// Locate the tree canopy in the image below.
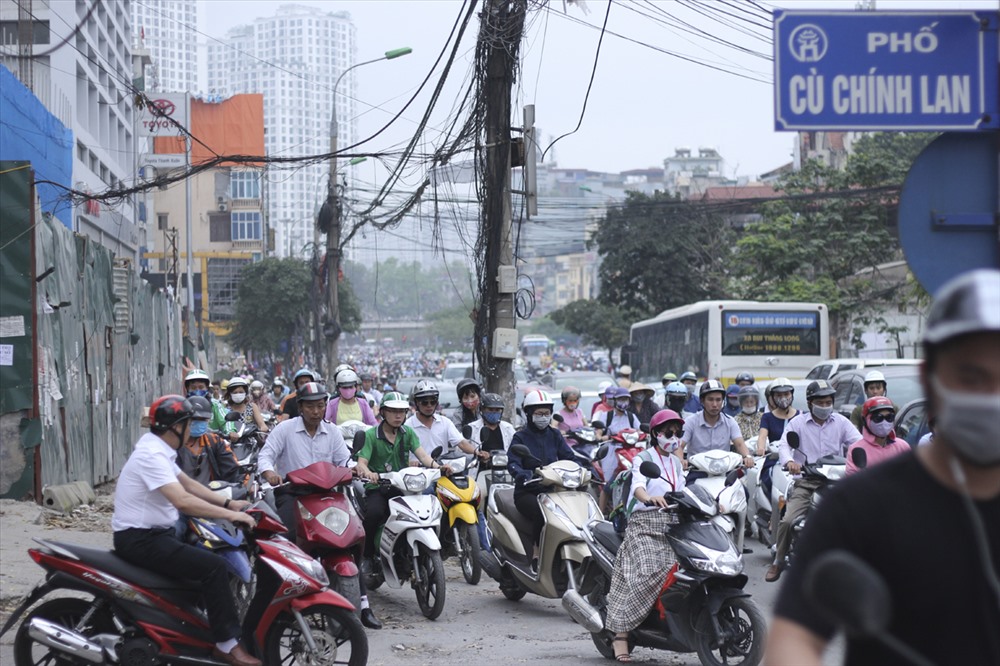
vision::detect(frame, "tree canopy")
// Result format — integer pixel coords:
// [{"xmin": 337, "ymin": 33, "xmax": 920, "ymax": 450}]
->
[
  {"xmin": 343, "ymin": 258, "xmax": 474, "ymax": 320},
  {"xmin": 549, "ymin": 300, "xmax": 631, "ymax": 357}
]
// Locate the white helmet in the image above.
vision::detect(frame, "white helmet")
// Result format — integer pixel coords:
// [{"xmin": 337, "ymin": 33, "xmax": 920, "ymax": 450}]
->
[
  {"xmin": 184, "ymin": 369, "xmax": 211, "ymax": 385},
  {"xmin": 618, "ymin": 364, "xmax": 632, "ymax": 376},
  {"xmin": 412, "ymin": 380, "xmax": 439, "ymax": 400},
  {"xmin": 337, "ymin": 369, "xmax": 361, "ymax": 387},
  {"xmin": 333, "ymin": 363, "xmax": 355, "ymax": 384},
  {"xmin": 863, "ymin": 370, "xmax": 886, "ymax": 386},
  {"xmin": 250, "ymin": 380, "xmax": 264, "ymax": 391},
  {"xmin": 522, "ymin": 389, "xmax": 554, "ymax": 411}
]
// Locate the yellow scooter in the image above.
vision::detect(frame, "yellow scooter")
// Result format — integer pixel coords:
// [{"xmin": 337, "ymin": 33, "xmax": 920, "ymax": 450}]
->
[{"xmin": 435, "ymin": 449, "xmax": 483, "ymax": 585}]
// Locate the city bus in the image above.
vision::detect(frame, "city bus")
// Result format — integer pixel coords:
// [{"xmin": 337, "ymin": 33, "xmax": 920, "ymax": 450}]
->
[
  {"xmin": 520, "ymin": 334, "xmax": 553, "ymax": 369},
  {"xmin": 629, "ymin": 301, "xmax": 829, "ymax": 385}
]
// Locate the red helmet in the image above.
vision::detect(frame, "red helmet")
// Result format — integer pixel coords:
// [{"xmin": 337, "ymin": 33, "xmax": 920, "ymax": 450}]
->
[
  {"xmin": 649, "ymin": 409, "xmax": 685, "ymax": 432},
  {"xmin": 861, "ymin": 396, "xmax": 894, "ymax": 420},
  {"xmin": 149, "ymin": 394, "xmax": 194, "ymax": 432}
]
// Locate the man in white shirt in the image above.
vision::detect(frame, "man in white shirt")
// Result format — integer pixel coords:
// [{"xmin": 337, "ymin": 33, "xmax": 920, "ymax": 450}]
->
[
  {"xmin": 404, "ymin": 380, "xmax": 478, "ymax": 458},
  {"xmin": 680, "ymin": 379, "xmax": 754, "ymax": 471},
  {"xmin": 112, "ymin": 395, "xmax": 259, "ymax": 666}
]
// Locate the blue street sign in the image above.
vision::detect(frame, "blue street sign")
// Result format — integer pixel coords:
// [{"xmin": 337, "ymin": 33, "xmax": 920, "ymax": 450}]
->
[{"xmin": 774, "ymin": 11, "xmax": 999, "ymax": 131}]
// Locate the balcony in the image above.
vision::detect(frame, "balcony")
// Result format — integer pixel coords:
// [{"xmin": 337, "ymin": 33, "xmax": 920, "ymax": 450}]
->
[
  {"xmin": 230, "ymin": 239, "xmax": 264, "ymax": 251},
  {"xmin": 230, "ymin": 198, "xmax": 261, "ymax": 209}
]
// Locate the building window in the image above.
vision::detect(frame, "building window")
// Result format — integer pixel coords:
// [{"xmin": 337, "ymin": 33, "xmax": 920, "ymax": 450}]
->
[
  {"xmin": 209, "ymin": 213, "xmax": 231, "ymax": 241},
  {"xmin": 230, "ymin": 171, "xmax": 260, "ymax": 199},
  {"xmin": 231, "ymin": 211, "xmax": 262, "ymax": 241},
  {"xmin": 157, "ymin": 213, "xmax": 168, "ymax": 230}
]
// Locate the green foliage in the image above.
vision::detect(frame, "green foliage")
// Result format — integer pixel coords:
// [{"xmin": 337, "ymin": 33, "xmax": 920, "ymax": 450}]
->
[
  {"xmin": 338, "ymin": 278, "xmax": 362, "ymax": 335},
  {"xmin": 228, "ymin": 257, "xmax": 313, "ymax": 354},
  {"xmin": 549, "ymin": 299, "xmax": 632, "ymax": 356},
  {"xmin": 589, "ymin": 191, "xmax": 736, "ymax": 318},
  {"xmin": 343, "ymin": 258, "xmax": 474, "ymax": 320},
  {"xmin": 426, "ymin": 306, "xmax": 474, "ymax": 350}
]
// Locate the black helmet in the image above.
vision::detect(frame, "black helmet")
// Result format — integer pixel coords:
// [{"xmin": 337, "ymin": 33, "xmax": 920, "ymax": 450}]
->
[
  {"xmin": 456, "ymin": 378, "xmax": 482, "ymax": 398},
  {"xmin": 149, "ymin": 395, "xmax": 194, "ymax": 433},
  {"xmin": 736, "ymin": 371, "xmax": 755, "ymax": 384},
  {"xmin": 482, "ymin": 392, "xmax": 504, "ymax": 410},
  {"xmin": 187, "ymin": 395, "xmax": 213, "ymax": 420},
  {"xmin": 297, "ymin": 382, "xmax": 329, "ymax": 402},
  {"xmin": 805, "ymin": 380, "xmax": 836, "ymax": 401}
]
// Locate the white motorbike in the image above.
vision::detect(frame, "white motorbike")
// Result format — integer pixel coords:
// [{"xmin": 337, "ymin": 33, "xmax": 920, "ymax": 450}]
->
[
  {"xmin": 687, "ymin": 450, "xmax": 749, "ymax": 553},
  {"xmin": 750, "ymin": 443, "xmax": 793, "ymax": 551},
  {"xmin": 363, "ymin": 465, "xmax": 447, "ymax": 620}
]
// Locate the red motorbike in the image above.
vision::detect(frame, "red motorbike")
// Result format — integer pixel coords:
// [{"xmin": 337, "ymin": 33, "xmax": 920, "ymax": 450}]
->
[
  {"xmin": 282, "ymin": 461, "xmax": 366, "ymax": 611},
  {"xmin": 593, "ymin": 428, "xmax": 649, "ymax": 529},
  {"xmin": 0, "ymin": 505, "xmax": 367, "ymax": 666}
]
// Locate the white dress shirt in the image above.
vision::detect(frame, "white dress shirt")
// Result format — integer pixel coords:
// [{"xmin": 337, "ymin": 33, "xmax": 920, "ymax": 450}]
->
[
  {"xmin": 112, "ymin": 432, "xmax": 183, "ymax": 531},
  {"xmin": 258, "ymin": 417, "xmax": 351, "ymax": 478},
  {"xmin": 405, "ymin": 413, "xmax": 464, "ymax": 453}
]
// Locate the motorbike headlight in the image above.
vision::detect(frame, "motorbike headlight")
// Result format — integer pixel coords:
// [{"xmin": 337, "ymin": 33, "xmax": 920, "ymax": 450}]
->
[
  {"xmin": 316, "ymin": 507, "xmax": 350, "ymax": 536},
  {"xmin": 492, "ymin": 454, "xmax": 508, "ymax": 468},
  {"xmin": 624, "ymin": 433, "xmax": 638, "ymax": 445},
  {"xmin": 688, "ymin": 543, "xmax": 743, "ymax": 577},
  {"xmin": 404, "ymin": 473, "xmax": 428, "ymax": 492},
  {"xmin": 557, "ymin": 468, "xmax": 582, "ymax": 489},
  {"xmin": 285, "ymin": 551, "xmax": 329, "ymax": 587},
  {"xmin": 436, "ymin": 486, "xmax": 462, "ymax": 503},
  {"xmin": 189, "ymin": 518, "xmax": 224, "ymax": 543},
  {"xmin": 708, "ymin": 458, "xmax": 729, "ymax": 476}
]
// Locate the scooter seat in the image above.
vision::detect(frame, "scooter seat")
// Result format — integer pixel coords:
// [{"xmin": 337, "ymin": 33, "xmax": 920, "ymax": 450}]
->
[
  {"xmin": 48, "ymin": 541, "xmax": 203, "ymax": 605},
  {"xmin": 493, "ymin": 488, "xmax": 536, "ymax": 536},
  {"xmin": 591, "ymin": 520, "xmax": 623, "ymax": 555}
]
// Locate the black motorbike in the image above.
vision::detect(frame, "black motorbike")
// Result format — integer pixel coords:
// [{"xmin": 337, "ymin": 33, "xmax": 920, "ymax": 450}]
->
[{"xmin": 581, "ymin": 461, "xmax": 765, "ymax": 666}]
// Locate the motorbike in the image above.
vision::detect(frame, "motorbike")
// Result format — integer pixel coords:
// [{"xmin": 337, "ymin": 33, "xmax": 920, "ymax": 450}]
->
[
  {"xmin": 363, "ymin": 461, "xmax": 447, "ymax": 620},
  {"xmin": 435, "ymin": 449, "xmax": 483, "ymax": 585},
  {"xmin": 480, "ymin": 444, "xmax": 605, "ymax": 633},
  {"xmin": 184, "ymin": 515, "xmax": 255, "ymax": 621},
  {"xmin": 780, "ymin": 431, "xmax": 847, "ymax": 567},
  {"xmin": 750, "ymin": 443, "xmax": 793, "ymax": 551},
  {"xmin": 0, "ymin": 503, "xmax": 368, "ymax": 665},
  {"xmin": 583, "ymin": 460, "xmax": 765, "ymax": 666},
  {"xmin": 594, "ymin": 429, "xmax": 648, "ymax": 530},
  {"xmin": 687, "ymin": 450, "xmax": 749, "ymax": 553},
  {"xmin": 282, "ymin": 461, "xmax": 366, "ymax": 614}
]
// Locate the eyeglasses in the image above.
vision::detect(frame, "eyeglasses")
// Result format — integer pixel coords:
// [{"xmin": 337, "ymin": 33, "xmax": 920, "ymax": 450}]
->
[
  {"xmin": 869, "ymin": 411, "xmax": 896, "ymax": 423},
  {"xmin": 417, "ymin": 398, "xmax": 438, "ymax": 406},
  {"xmin": 657, "ymin": 426, "xmax": 684, "ymax": 437}
]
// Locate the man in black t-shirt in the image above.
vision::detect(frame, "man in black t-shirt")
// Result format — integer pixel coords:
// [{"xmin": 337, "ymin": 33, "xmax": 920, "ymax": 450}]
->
[{"xmin": 767, "ymin": 269, "xmax": 1000, "ymax": 666}]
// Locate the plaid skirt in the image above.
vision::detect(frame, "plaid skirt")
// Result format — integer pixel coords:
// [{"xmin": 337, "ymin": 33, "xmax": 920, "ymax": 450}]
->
[{"xmin": 604, "ymin": 509, "xmax": 678, "ymax": 633}]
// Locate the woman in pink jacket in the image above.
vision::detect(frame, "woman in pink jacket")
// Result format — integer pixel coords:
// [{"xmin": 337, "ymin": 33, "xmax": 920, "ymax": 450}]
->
[{"xmin": 846, "ymin": 396, "xmax": 911, "ymax": 475}]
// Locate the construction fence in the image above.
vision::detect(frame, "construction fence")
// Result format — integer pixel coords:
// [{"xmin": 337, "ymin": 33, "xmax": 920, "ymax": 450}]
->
[{"xmin": 0, "ymin": 161, "xmax": 215, "ymax": 500}]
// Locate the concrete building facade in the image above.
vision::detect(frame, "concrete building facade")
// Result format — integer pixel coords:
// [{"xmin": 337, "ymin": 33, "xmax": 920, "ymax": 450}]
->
[{"xmin": 130, "ymin": 0, "xmax": 198, "ymax": 93}]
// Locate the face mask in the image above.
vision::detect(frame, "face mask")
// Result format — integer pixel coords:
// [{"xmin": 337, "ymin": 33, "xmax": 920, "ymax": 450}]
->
[
  {"xmin": 462, "ymin": 396, "xmax": 480, "ymax": 411},
  {"xmin": 532, "ymin": 413, "xmax": 552, "ymax": 429},
  {"xmin": 339, "ymin": 387, "xmax": 357, "ymax": 400},
  {"xmin": 565, "ymin": 401, "xmax": 579, "ymax": 410},
  {"xmin": 728, "ymin": 398, "xmax": 740, "ymax": 407},
  {"xmin": 615, "ymin": 399, "xmax": 630, "ymax": 411},
  {"xmin": 867, "ymin": 418, "xmax": 893, "ymax": 438},
  {"xmin": 252, "ymin": 390, "xmax": 262, "ymax": 398},
  {"xmin": 774, "ymin": 396, "xmax": 792, "ymax": 410},
  {"xmin": 685, "ymin": 384, "xmax": 695, "ymax": 395},
  {"xmin": 483, "ymin": 411, "xmax": 502, "ymax": 425},
  {"xmin": 742, "ymin": 405, "xmax": 757, "ymax": 415},
  {"xmin": 189, "ymin": 421, "xmax": 208, "ymax": 438},
  {"xmin": 187, "ymin": 388, "xmax": 208, "ymax": 398},
  {"xmin": 230, "ymin": 392, "xmax": 247, "ymax": 404},
  {"xmin": 656, "ymin": 433, "xmax": 680, "ymax": 452},
  {"xmin": 931, "ymin": 376, "xmax": 1000, "ymax": 466},
  {"xmin": 811, "ymin": 404, "xmax": 833, "ymax": 421}
]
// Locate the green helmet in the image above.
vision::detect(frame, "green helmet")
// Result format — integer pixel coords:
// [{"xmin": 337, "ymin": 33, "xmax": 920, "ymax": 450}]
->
[{"xmin": 380, "ymin": 391, "xmax": 409, "ymax": 410}]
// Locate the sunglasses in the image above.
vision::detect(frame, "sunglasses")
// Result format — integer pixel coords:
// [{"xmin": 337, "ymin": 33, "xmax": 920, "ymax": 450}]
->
[
  {"xmin": 869, "ymin": 411, "xmax": 896, "ymax": 424},
  {"xmin": 656, "ymin": 426, "xmax": 684, "ymax": 437},
  {"xmin": 417, "ymin": 398, "xmax": 438, "ymax": 406}
]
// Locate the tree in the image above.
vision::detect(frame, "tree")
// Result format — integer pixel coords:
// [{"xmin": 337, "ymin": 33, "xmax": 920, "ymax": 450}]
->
[
  {"xmin": 589, "ymin": 191, "xmax": 737, "ymax": 318},
  {"xmin": 338, "ymin": 278, "xmax": 362, "ymax": 335},
  {"xmin": 549, "ymin": 299, "xmax": 632, "ymax": 358},
  {"xmin": 343, "ymin": 258, "xmax": 474, "ymax": 320},
  {"xmin": 426, "ymin": 305, "xmax": 474, "ymax": 351},
  {"xmin": 228, "ymin": 257, "xmax": 313, "ymax": 361}
]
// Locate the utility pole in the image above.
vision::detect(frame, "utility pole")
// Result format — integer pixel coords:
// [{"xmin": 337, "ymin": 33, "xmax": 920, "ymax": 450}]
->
[{"xmin": 479, "ymin": 0, "xmax": 527, "ymax": 411}]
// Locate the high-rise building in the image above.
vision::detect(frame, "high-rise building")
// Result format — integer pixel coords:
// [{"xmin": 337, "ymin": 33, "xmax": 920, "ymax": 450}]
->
[
  {"xmin": 0, "ymin": 0, "xmax": 141, "ymax": 262},
  {"xmin": 207, "ymin": 4, "xmax": 357, "ymax": 258},
  {"xmin": 131, "ymin": 0, "xmax": 199, "ymax": 92}
]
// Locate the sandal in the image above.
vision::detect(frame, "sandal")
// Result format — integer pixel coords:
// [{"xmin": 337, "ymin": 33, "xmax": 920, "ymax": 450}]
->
[{"xmin": 612, "ymin": 636, "xmax": 631, "ymax": 663}]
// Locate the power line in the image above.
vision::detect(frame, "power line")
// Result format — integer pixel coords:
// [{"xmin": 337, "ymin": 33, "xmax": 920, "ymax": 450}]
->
[{"xmin": 0, "ymin": 0, "xmax": 99, "ymax": 58}]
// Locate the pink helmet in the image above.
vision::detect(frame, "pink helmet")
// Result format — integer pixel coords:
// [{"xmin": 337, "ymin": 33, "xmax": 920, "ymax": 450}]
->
[{"xmin": 649, "ymin": 409, "xmax": 685, "ymax": 432}]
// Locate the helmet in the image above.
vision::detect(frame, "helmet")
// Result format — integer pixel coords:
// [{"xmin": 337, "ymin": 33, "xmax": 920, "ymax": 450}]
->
[
  {"xmin": 661, "ymin": 372, "xmax": 677, "ymax": 383},
  {"xmin": 618, "ymin": 364, "xmax": 632, "ymax": 377},
  {"xmin": 602, "ymin": 383, "xmax": 617, "ymax": 398},
  {"xmin": 806, "ymin": 379, "xmax": 836, "ymax": 401},
  {"xmin": 250, "ymin": 380, "xmax": 264, "ymax": 391},
  {"xmin": 220, "ymin": 379, "xmax": 230, "ymax": 391},
  {"xmin": 560, "ymin": 386, "xmax": 581, "ymax": 403},
  {"xmin": 149, "ymin": 395, "xmax": 194, "ymax": 432},
  {"xmin": 184, "ymin": 369, "xmax": 211, "ymax": 386},
  {"xmin": 226, "ymin": 377, "xmax": 248, "ymax": 393},
  {"xmin": 649, "ymin": 409, "xmax": 685, "ymax": 432},
  {"xmin": 680, "ymin": 371, "xmax": 698, "ymax": 383},
  {"xmin": 738, "ymin": 385, "xmax": 759, "ymax": 404},
  {"xmin": 380, "ymin": 391, "xmax": 409, "ymax": 410},
  {"xmin": 923, "ymin": 269, "xmax": 1000, "ymax": 346},
  {"xmin": 359, "ymin": 373, "xmax": 373, "ymax": 382},
  {"xmin": 522, "ymin": 389, "xmax": 554, "ymax": 411},
  {"xmin": 333, "ymin": 364, "xmax": 355, "ymax": 384},
  {"xmin": 736, "ymin": 371, "xmax": 755, "ymax": 384},
  {"xmin": 665, "ymin": 381, "xmax": 688, "ymax": 398},
  {"xmin": 187, "ymin": 395, "xmax": 213, "ymax": 420},
  {"xmin": 769, "ymin": 377, "xmax": 794, "ymax": 395},
  {"xmin": 863, "ymin": 370, "xmax": 886, "ymax": 387},
  {"xmin": 862, "ymin": 396, "xmax": 895, "ymax": 420},
  {"xmin": 336, "ymin": 370, "xmax": 361, "ymax": 387},
  {"xmin": 611, "ymin": 387, "xmax": 631, "ymax": 400},
  {"xmin": 456, "ymin": 378, "xmax": 482, "ymax": 398},
  {"xmin": 699, "ymin": 379, "xmax": 725, "ymax": 398},
  {"xmin": 293, "ymin": 368, "xmax": 315, "ymax": 384},
  {"xmin": 271, "ymin": 378, "xmax": 284, "ymax": 387},
  {"xmin": 726, "ymin": 384, "xmax": 741, "ymax": 397},
  {"xmin": 296, "ymin": 382, "xmax": 329, "ymax": 402},
  {"xmin": 412, "ymin": 380, "xmax": 439, "ymax": 400},
  {"xmin": 482, "ymin": 392, "xmax": 505, "ymax": 410}
]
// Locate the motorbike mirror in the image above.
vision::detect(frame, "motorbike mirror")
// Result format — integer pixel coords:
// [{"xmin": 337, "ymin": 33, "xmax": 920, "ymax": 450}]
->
[
  {"xmin": 639, "ymin": 424, "xmax": 650, "ymax": 434},
  {"xmin": 225, "ymin": 411, "xmax": 243, "ymax": 422},
  {"xmin": 851, "ymin": 448, "xmax": 868, "ymax": 469},
  {"xmin": 594, "ymin": 443, "xmax": 609, "ymax": 461},
  {"xmin": 462, "ymin": 425, "xmax": 473, "ymax": 439},
  {"xmin": 639, "ymin": 460, "xmax": 662, "ymax": 480},
  {"xmin": 590, "ymin": 419, "xmax": 605, "ymax": 430},
  {"xmin": 787, "ymin": 431, "xmax": 800, "ymax": 449},
  {"xmin": 430, "ymin": 446, "xmax": 444, "ymax": 459},
  {"xmin": 551, "ymin": 413, "xmax": 564, "ymax": 423},
  {"xmin": 351, "ymin": 430, "xmax": 367, "ymax": 455},
  {"xmin": 724, "ymin": 468, "xmax": 743, "ymax": 486},
  {"xmin": 509, "ymin": 444, "xmax": 531, "ymax": 458}
]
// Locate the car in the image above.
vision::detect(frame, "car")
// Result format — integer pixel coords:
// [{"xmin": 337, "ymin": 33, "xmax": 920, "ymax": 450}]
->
[
  {"xmin": 894, "ymin": 398, "xmax": 929, "ymax": 448},
  {"xmin": 536, "ymin": 370, "xmax": 616, "ymax": 395},
  {"xmin": 805, "ymin": 357, "xmax": 921, "ymax": 380},
  {"xmin": 441, "ymin": 363, "xmax": 474, "ymax": 383},
  {"xmin": 830, "ymin": 365, "xmax": 925, "ymax": 422}
]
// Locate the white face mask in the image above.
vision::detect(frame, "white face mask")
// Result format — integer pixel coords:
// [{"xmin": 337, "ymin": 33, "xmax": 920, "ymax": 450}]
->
[
  {"xmin": 532, "ymin": 413, "xmax": 552, "ymax": 429},
  {"xmin": 656, "ymin": 433, "xmax": 680, "ymax": 452},
  {"xmin": 931, "ymin": 375, "xmax": 1000, "ymax": 467},
  {"xmin": 867, "ymin": 418, "xmax": 893, "ymax": 438},
  {"xmin": 741, "ymin": 404, "xmax": 757, "ymax": 415},
  {"xmin": 230, "ymin": 392, "xmax": 247, "ymax": 404}
]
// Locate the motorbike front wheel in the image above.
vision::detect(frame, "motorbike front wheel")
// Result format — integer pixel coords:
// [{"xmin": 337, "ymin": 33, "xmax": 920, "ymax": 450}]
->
[
  {"xmin": 265, "ymin": 604, "xmax": 368, "ymax": 666},
  {"xmin": 413, "ymin": 544, "xmax": 446, "ymax": 620},
  {"xmin": 13, "ymin": 597, "xmax": 116, "ymax": 666},
  {"xmin": 457, "ymin": 521, "xmax": 482, "ymax": 585},
  {"xmin": 694, "ymin": 597, "xmax": 766, "ymax": 666},
  {"xmin": 331, "ymin": 572, "xmax": 362, "ymax": 616}
]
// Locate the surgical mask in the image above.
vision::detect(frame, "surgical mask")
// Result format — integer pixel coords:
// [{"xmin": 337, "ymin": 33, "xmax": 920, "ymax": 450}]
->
[
  {"xmin": 656, "ymin": 433, "xmax": 680, "ymax": 452},
  {"xmin": 868, "ymin": 418, "xmax": 893, "ymax": 438},
  {"xmin": 615, "ymin": 399, "xmax": 630, "ymax": 411},
  {"xmin": 483, "ymin": 411, "xmax": 502, "ymax": 425},
  {"xmin": 742, "ymin": 405, "xmax": 757, "ymax": 415},
  {"xmin": 187, "ymin": 388, "xmax": 208, "ymax": 398},
  {"xmin": 811, "ymin": 404, "xmax": 833, "ymax": 421},
  {"xmin": 728, "ymin": 397, "xmax": 740, "ymax": 407},
  {"xmin": 931, "ymin": 375, "xmax": 1000, "ymax": 467},
  {"xmin": 230, "ymin": 392, "xmax": 247, "ymax": 404},
  {"xmin": 189, "ymin": 421, "xmax": 208, "ymax": 438},
  {"xmin": 685, "ymin": 384, "xmax": 695, "ymax": 395},
  {"xmin": 462, "ymin": 395, "xmax": 480, "ymax": 411},
  {"xmin": 339, "ymin": 387, "xmax": 357, "ymax": 400},
  {"xmin": 252, "ymin": 389, "xmax": 262, "ymax": 398},
  {"xmin": 532, "ymin": 413, "xmax": 552, "ymax": 429},
  {"xmin": 774, "ymin": 396, "xmax": 792, "ymax": 410}
]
